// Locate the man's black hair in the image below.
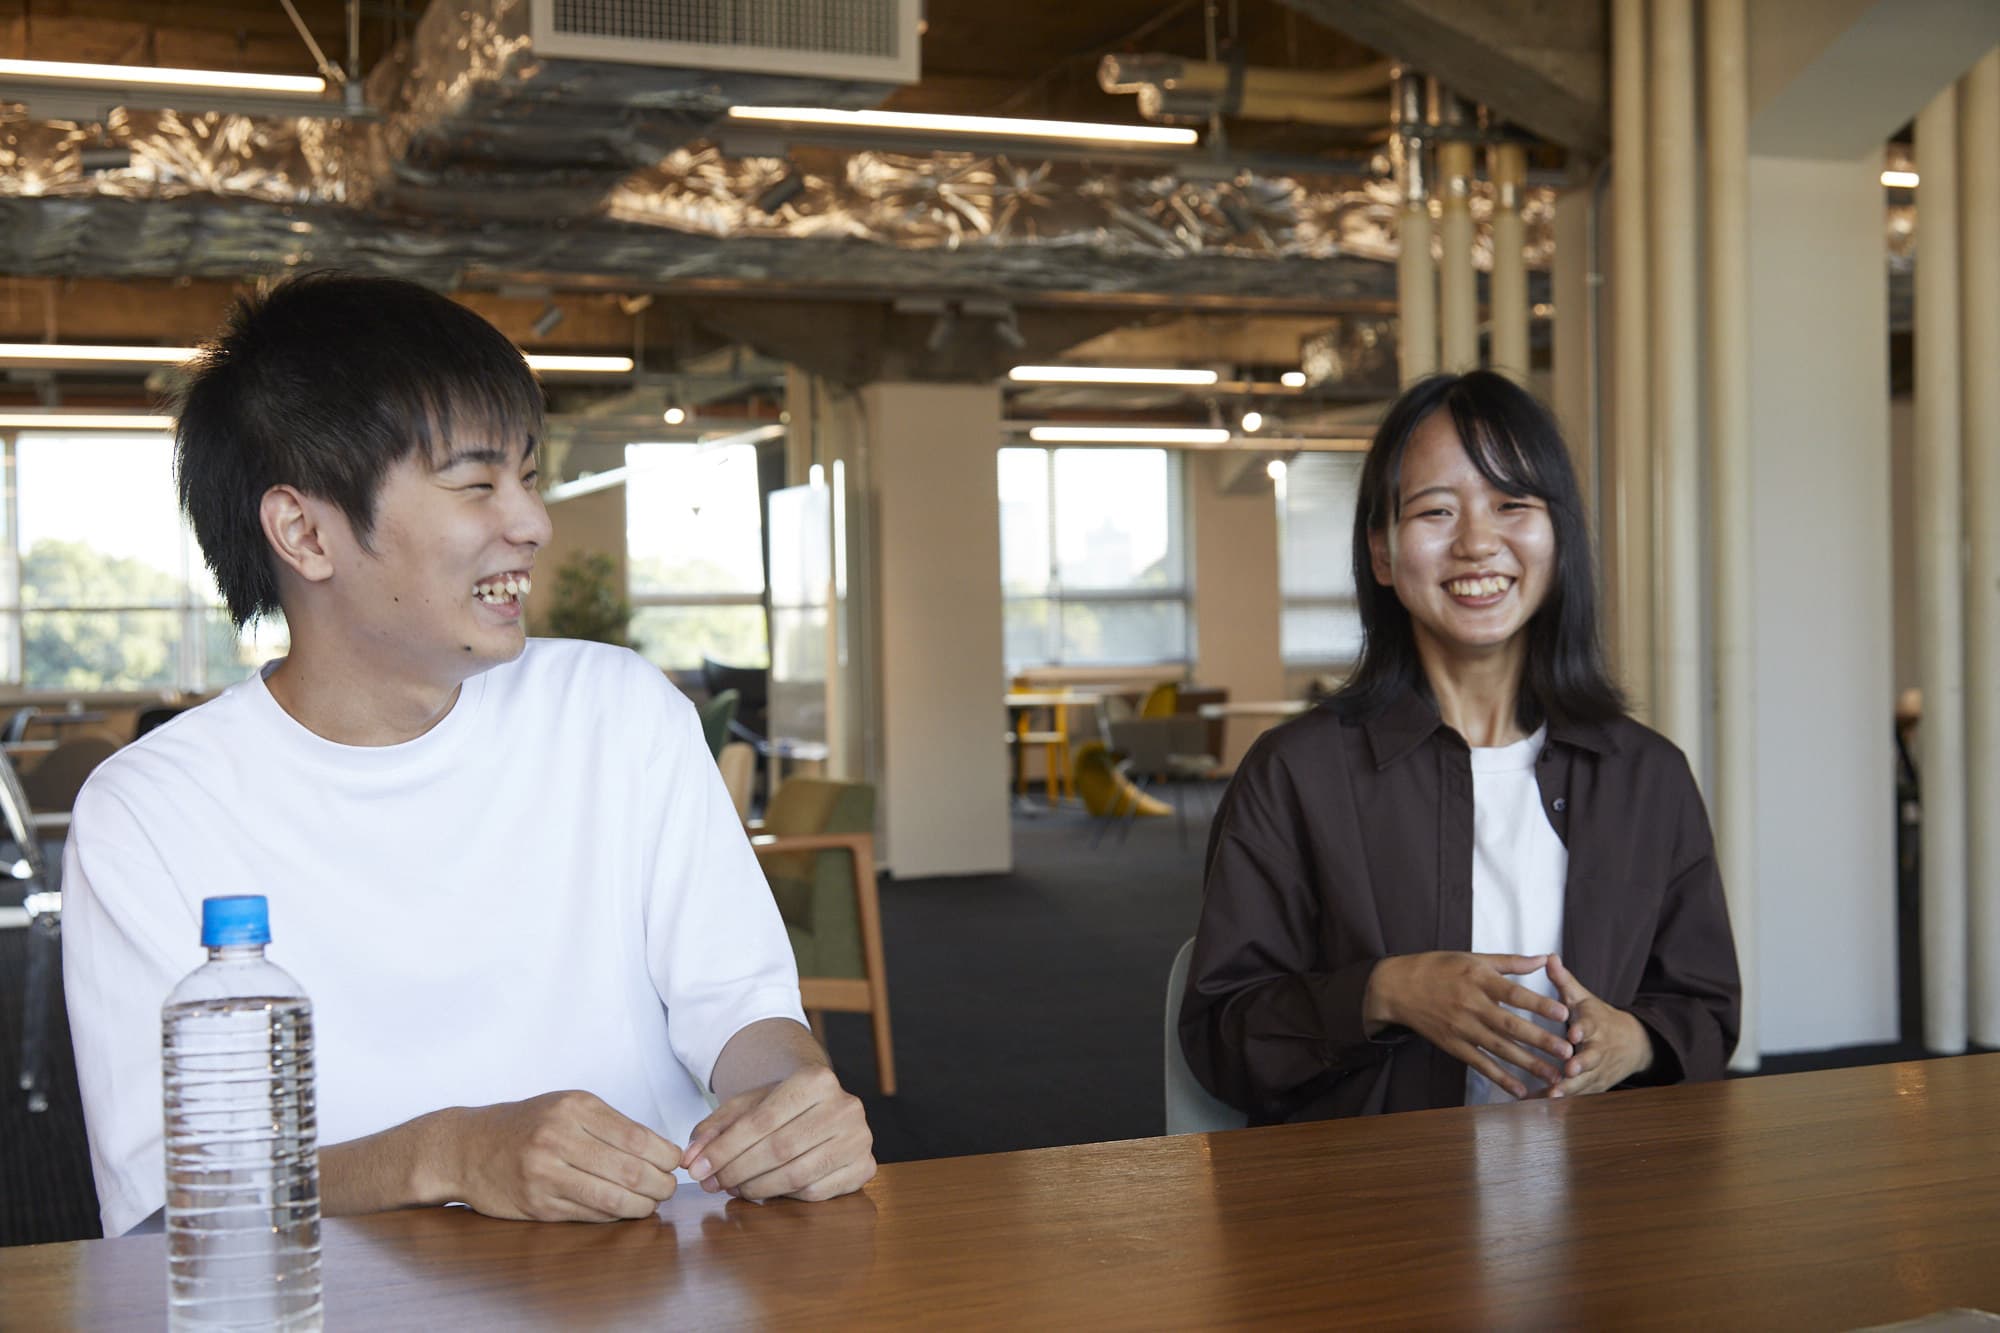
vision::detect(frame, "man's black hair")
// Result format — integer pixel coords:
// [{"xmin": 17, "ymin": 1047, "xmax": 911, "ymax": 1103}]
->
[{"xmin": 174, "ymin": 272, "xmax": 545, "ymax": 627}]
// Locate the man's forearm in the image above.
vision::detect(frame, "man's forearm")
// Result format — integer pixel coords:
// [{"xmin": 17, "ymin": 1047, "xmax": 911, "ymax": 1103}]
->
[
  {"xmin": 318, "ymin": 1108, "xmax": 460, "ymax": 1217},
  {"xmin": 709, "ymin": 1016, "xmax": 827, "ymax": 1100}
]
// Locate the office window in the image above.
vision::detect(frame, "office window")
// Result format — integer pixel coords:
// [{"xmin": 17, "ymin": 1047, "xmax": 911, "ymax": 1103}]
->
[
  {"xmin": 625, "ymin": 442, "xmax": 769, "ymax": 671},
  {"xmin": 1279, "ymin": 452, "xmax": 1366, "ymax": 666},
  {"xmin": 6, "ymin": 432, "xmax": 285, "ymax": 693},
  {"xmin": 999, "ymin": 447, "xmax": 1190, "ymax": 668}
]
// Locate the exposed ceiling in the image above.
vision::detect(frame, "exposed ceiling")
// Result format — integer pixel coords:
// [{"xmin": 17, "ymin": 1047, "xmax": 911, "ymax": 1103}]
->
[{"xmin": 0, "ymin": 0, "xmax": 1576, "ymax": 436}]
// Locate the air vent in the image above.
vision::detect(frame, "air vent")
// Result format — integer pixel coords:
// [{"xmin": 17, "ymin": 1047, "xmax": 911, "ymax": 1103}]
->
[{"xmin": 532, "ymin": 0, "xmax": 919, "ymax": 83}]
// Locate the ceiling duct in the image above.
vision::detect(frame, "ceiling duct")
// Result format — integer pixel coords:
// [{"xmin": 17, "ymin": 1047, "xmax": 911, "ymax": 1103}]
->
[
  {"xmin": 0, "ymin": 0, "xmax": 1552, "ymax": 304},
  {"xmin": 530, "ymin": 0, "xmax": 920, "ymax": 83}
]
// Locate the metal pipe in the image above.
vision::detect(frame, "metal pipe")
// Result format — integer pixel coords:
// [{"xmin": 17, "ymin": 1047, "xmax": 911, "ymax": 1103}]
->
[
  {"xmin": 1703, "ymin": 0, "xmax": 1757, "ymax": 1072},
  {"xmin": 1916, "ymin": 83, "xmax": 1967, "ymax": 1054},
  {"xmin": 1433, "ymin": 87, "xmax": 1478, "ymax": 372},
  {"xmin": 1393, "ymin": 71, "xmax": 1437, "ymax": 383},
  {"xmin": 1489, "ymin": 140, "xmax": 1529, "ymax": 382},
  {"xmin": 1610, "ymin": 0, "xmax": 1654, "ymax": 719},
  {"xmin": 1960, "ymin": 51, "xmax": 2000, "ymax": 1047},
  {"xmin": 1649, "ymin": 0, "xmax": 1702, "ymax": 774}
]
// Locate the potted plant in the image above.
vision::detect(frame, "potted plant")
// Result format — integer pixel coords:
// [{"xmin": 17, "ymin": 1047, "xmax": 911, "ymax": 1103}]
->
[{"xmin": 540, "ymin": 551, "xmax": 635, "ymax": 648}]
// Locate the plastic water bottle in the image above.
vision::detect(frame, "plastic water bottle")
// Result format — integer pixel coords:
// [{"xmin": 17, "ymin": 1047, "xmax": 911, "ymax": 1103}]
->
[{"xmin": 161, "ymin": 895, "xmax": 323, "ymax": 1330}]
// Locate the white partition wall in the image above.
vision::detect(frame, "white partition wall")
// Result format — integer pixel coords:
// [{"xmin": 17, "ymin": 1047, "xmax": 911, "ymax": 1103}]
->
[{"xmin": 1745, "ymin": 153, "xmax": 1898, "ymax": 1052}]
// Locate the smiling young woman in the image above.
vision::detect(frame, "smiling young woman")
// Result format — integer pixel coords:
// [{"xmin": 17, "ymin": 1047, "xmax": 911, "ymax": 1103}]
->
[{"xmin": 1180, "ymin": 371, "xmax": 1741, "ymax": 1124}]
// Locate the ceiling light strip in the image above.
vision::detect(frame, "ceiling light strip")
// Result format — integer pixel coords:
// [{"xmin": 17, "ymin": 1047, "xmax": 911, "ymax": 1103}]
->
[
  {"xmin": 1008, "ymin": 365, "xmax": 1218, "ymax": 386},
  {"xmin": 727, "ymin": 106, "xmax": 1197, "ymax": 147},
  {"xmin": 1027, "ymin": 426, "xmax": 1232, "ymax": 444},
  {"xmin": 0, "ymin": 58, "xmax": 325, "ymax": 95},
  {"xmin": 0, "ymin": 344, "xmax": 631, "ymax": 374},
  {"xmin": 0, "ymin": 412, "xmax": 177, "ymax": 430}
]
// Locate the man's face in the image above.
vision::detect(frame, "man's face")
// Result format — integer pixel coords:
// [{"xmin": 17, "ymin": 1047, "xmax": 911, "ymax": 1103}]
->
[{"xmin": 319, "ymin": 432, "xmax": 553, "ymax": 690}]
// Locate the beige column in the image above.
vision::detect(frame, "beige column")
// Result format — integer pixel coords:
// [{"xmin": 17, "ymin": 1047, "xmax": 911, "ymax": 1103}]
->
[
  {"xmin": 1704, "ymin": 0, "xmax": 1757, "ymax": 1071},
  {"xmin": 1190, "ymin": 454, "xmax": 1285, "ymax": 771},
  {"xmin": 1916, "ymin": 84, "xmax": 1967, "ymax": 1053},
  {"xmin": 1488, "ymin": 142, "xmax": 1530, "ymax": 382},
  {"xmin": 1960, "ymin": 49, "xmax": 2000, "ymax": 1046},
  {"xmin": 1394, "ymin": 71, "xmax": 1437, "ymax": 384},
  {"xmin": 1610, "ymin": 0, "xmax": 1654, "ymax": 719},
  {"xmin": 866, "ymin": 382, "xmax": 1011, "ymax": 878},
  {"xmin": 1436, "ymin": 134, "xmax": 1479, "ymax": 373},
  {"xmin": 1649, "ymin": 0, "xmax": 1703, "ymax": 775}
]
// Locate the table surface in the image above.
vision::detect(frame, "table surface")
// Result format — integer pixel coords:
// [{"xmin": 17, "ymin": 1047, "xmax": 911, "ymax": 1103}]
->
[
  {"xmin": 1004, "ymin": 690, "xmax": 1098, "ymax": 707},
  {"xmin": 11, "ymin": 1057, "xmax": 2000, "ymax": 1330},
  {"xmin": 1197, "ymin": 699, "xmax": 1312, "ymax": 719}
]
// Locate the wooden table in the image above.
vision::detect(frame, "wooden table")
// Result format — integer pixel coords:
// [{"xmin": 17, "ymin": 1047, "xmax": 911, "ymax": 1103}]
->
[
  {"xmin": 1196, "ymin": 699, "xmax": 1311, "ymax": 720},
  {"xmin": 10, "ymin": 1057, "xmax": 2000, "ymax": 1329},
  {"xmin": 1004, "ymin": 690, "xmax": 1096, "ymax": 810}
]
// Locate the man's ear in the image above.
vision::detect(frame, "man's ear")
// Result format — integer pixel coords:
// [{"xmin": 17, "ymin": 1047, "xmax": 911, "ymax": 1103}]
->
[
  {"xmin": 1367, "ymin": 525, "xmax": 1394, "ymax": 587},
  {"xmin": 259, "ymin": 486, "xmax": 336, "ymax": 585}
]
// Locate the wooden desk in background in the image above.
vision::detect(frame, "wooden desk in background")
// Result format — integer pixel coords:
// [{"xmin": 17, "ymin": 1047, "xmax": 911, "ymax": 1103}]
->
[{"xmin": 9, "ymin": 1057, "xmax": 2000, "ymax": 1328}]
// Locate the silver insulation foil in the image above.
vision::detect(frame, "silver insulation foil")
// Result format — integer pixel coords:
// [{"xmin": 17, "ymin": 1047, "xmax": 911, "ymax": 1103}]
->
[{"xmin": 0, "ymin": 0, "xmax": 1555, "ymax": 297}]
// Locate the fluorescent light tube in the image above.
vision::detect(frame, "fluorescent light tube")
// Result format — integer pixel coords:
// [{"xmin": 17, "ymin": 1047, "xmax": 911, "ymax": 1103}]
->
[
  {"xmin": 0, "ymin": 58, "xmax": 324, "ymax": 95},
  {"xmin": 524, "ymin": 354, "xmax": 634, "ymax": 374},
  {"xmin": 1009, "ymin": 365, "xmax": 1219, "ymax": 386},
  {"xmin": 728, "ymin": 106, "xmax": 1197, "ymax": 147},
  {"xmin": 0, "ymin": 343, "xmax": 193, "ymax": 364},
  {"xmin": 1280, "ymin": 371, "xmax": 1308, "ymax": 388},
  {"xmin": 0, "ymin": 344, "xmax": 631, "ymax": 375},
  {"xmin": 0, "ymin": 411, "xmax": 177, "ymax": 429},
  {"xmin": 1881, "ymin": 170, "xmax": 1919, "ymax": 189},
  {"xmin": 1028, "ymin": 426, "xmax": 1232, "ymax": 445}
]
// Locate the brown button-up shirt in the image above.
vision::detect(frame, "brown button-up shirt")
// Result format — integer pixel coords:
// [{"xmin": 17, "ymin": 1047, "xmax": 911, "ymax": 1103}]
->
[{"xmin": 1180, "ymin": 687, "xmax": 1741, "ymax": 1123}]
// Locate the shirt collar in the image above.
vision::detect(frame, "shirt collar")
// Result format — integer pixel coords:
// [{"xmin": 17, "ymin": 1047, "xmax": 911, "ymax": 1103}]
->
[{"xmin": 1361, "ymin": 684, "xmax": 1618, "ymax": 769}]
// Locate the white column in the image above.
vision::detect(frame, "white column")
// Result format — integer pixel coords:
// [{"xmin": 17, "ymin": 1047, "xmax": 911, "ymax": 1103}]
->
[
  {"xmin": 1704, "ymin": 0, "xmax": 1757, "ymax": 1070},
  {"xmin": 1649, "ymin": 0, "xmax": 1703, "ymax": 776},
  {"xmin": 1960, "ymin": 49, "xmax": 2000, "ymax": 1046},
  {"xmin": 867, "ymin": 382, "xmax": 1011, "ymax": 878},
  {"xmin": 1610, "ymin": 0, "xmax": 1654, "ymax": 720},
  {"xmin": 1746, "ymin": 152, "xmax": 1897, "ymax": 1054},
  {"xmin": 1488, "ymin": 142, "xmax": 1530, "ymax": 383},
  {"xmin": 1915, "ymin": 85, "xmax": 1967, "ymax": 1053}
]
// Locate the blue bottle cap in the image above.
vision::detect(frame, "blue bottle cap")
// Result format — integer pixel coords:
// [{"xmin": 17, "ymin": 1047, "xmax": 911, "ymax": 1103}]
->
[{"xmin": 201, "ymin": 895, "xmax": 270, "ymax": 948}]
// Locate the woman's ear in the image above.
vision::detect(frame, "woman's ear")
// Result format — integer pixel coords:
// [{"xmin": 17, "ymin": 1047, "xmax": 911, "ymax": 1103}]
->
[
  {"xmin": 259, "ymin": 485, "xmax": 335, "ymax": 586},
  {"xmin": 1367, "ymin": 525, "xmax": 1394, "ymax": 587}
]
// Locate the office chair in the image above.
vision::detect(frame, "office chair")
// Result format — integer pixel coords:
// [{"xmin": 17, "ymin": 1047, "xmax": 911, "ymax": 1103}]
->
[{"xmin": 1165, "ymin": 937, "xmax": 1248, "ymax": 1135}]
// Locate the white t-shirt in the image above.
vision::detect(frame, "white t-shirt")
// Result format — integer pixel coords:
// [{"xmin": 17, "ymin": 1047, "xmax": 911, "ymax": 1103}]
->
[
  {"xmin": 63, "ymin": 638, "xmax": 807, "ymax": 1237},
  {"xmin": 1463, "ymin": 726, "xmax": 1570, "ymax": 1106}
]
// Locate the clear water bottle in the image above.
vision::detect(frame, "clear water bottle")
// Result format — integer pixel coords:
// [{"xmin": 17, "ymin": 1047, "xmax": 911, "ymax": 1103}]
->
[{"xmin": 162, "ymin": 895, "xmax": 323, "ymax": 1330}]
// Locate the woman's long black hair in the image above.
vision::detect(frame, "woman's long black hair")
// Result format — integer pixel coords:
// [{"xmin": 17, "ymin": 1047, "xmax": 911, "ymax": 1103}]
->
[{"xmin": 1327, "ymin": 370, "xmax": 1626, "ymax": 732}]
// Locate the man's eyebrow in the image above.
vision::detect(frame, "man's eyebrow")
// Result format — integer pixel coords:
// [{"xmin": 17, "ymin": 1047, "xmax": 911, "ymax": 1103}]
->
[{"xmin": 436, "ymin": 441, "xmax": 538, "ymax": 469}]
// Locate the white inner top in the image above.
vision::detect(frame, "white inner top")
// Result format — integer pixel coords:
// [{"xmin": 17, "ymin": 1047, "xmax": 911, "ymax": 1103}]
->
[{"xmin": 1463, "ymin": 725, "xmax": 1569, "ymax": 1106}]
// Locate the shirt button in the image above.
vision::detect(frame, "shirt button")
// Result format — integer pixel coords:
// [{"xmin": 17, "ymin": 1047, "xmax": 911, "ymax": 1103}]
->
[{"xmin": 1553, "ymin": 797, "xmax": 1567, "ymax": 811}]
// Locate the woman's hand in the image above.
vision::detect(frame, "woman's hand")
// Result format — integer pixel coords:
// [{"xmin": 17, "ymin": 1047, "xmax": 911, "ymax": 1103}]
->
[
  {"xmin": 1538, "ymin": 953, "xmax": 1655, "ymax": 1096},
  {"xmin": 1364, "ymin": 952, "xmax": 1575, "ymax": 1098}
]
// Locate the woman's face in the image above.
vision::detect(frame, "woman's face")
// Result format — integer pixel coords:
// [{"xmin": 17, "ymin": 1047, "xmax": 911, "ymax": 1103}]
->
[{"xmin": 1367, "ymin": 408, "xmax": 1557, "ymax": 665}]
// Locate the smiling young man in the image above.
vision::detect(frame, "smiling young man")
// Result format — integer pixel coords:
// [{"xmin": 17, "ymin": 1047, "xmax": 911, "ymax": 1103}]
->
[{"xmin": 63, "ymin": 273, "xmax": 874, "ymax": 1237}]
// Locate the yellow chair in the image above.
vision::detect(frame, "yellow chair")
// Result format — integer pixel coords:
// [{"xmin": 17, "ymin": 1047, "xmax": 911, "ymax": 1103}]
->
[
  {"xmin": 1139, "ymin": 681, "xmax": 1180, "ymax": 718},
  {"xmin": 1010, "ymin": 676, "xmax": 1074, "ymax": 805}
]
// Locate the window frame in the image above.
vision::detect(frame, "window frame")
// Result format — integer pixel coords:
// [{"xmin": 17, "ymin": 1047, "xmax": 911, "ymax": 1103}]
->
[
  {"xmin": 621, "ymin": 440, "xmax": 772, "ymax": 673},
  {"xmin": 1000, "ymin": 445, "xmax": 1193, "ymax": 671},
  {"xmin": 0, "ymin": 430, "xmax": 260, "ymax": 698}
]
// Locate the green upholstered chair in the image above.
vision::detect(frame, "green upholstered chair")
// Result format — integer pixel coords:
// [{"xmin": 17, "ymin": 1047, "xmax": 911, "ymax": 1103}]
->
[
  {"xmin": 697, "ymin": 689, "xmax": 740, "ymax": 760},
  {"xmin": 750, "ymin": 778, "xmax": 895, "ymax": 1094}
]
